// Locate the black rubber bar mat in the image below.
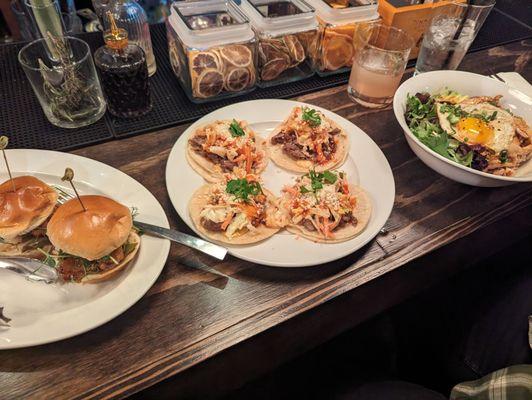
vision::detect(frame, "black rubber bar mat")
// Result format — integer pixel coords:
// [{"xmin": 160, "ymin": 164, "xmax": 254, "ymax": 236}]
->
[{"xmin": 0, "ymin": 9, "xmax": 530, "ymax": 151}]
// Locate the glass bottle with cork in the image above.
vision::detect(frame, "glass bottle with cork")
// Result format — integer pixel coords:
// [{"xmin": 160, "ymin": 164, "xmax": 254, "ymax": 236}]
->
[
  {"xmin": 94, "ymin": 11, "xmax": 152, "ymax": 118},
  {"xmin": 106, "ymin": 0, "xmax": 157, "ymax": 76}
]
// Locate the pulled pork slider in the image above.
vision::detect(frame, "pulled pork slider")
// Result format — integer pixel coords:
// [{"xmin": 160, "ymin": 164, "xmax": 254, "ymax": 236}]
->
[
  {"xmin": 0, "ymin": 176, "xmax": 58, "ymax": 257},
  {"xmin": 47, "ymin": 195, "xmax": 140, "ymax": 283}
]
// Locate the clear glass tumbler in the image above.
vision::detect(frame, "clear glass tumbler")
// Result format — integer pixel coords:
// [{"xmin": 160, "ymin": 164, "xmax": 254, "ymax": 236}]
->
[
  {"xmin": 347, "ymin": 23, "xmax": 413, "ymax": 109},
  {"xmin": 18, "ymin": 37, "xmax": 106, "ymax": 129},
  {"xmin": 415, "ymin": 0, "xmax": 495, "ymax": 74}
]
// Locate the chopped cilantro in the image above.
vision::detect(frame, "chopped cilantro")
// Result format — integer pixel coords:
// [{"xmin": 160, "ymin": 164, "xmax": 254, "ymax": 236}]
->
[
  {"xmin": 226, "ymin": 178, "xmax": 262, "ymax": 201},
  {"xmin": 229, "ymin": 119, "xmax": 246, "ymax": 137},
  {"xmin": 302, "ymin": 170, "xmax": 338, "ymax": 195},
  {"xmin": 301, "ymin": 107, "xmax": 321, "ymax": 127}
]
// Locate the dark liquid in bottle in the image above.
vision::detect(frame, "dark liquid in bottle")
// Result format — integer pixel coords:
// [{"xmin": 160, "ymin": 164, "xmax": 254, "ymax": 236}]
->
[
  {"xmin": 99, "ymin": 59, "xmax": 152, "ymax": 118},
  {"xmin": 95, "ymin": 42, "xmax": 153, "ymax": 119}
]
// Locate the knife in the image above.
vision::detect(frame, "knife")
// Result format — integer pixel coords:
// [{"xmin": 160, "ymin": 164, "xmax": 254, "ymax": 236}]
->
[{"xmin": 134, "ymin": 221, "xmax": 228, "ymax": 261}]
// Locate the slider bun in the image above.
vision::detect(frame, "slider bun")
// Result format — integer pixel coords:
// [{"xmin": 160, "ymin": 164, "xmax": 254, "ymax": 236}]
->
[
  {"xmin": 0, "ymin": 176, "xmax": 58, "ymax": 243},
  {"xmin": 47, "ymin": 195, "xmax": 132, "ymax": 261},
  {"xmin": 81, "ymin": 231, "xmax": 140, "ymax": 284}
]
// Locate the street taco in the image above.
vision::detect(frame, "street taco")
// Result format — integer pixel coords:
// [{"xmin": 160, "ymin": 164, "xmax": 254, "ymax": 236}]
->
[
  {"xmin": 267, "ymin": 106, "xmax": 349, "ymax": 173},
  {"xmin": 188, "ymin": 175, "xmax": 285, "ymax": 245},
  {"xmin": 279, "ymin": 170, "xmax": 371, "ymax": 243},
  {"xmin": 187, "ymin": 119, "xmax": 268, "ymax": 182}
]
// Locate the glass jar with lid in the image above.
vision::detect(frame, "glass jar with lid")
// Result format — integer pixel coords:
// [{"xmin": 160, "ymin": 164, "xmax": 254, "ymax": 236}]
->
[
  {"xmin": 239, "ymin": 0, "xmax": 318, "ymax": 87},
  {"xmin": 166, "ymin": 0, "xmax": 258, "ymax": 103},
  {"xmin": 305, "ymin": 0, "xmax": 379, "ymax": 76}
]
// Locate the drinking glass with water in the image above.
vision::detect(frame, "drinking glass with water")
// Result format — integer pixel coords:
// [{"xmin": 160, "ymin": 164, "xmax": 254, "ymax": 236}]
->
[{"xmin": 415, "ymin": 0, "xmax": 495, "ymax": 75}]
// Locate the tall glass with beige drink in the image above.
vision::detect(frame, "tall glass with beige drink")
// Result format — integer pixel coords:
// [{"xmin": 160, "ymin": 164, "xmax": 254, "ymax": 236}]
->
[{"xmin": 347, "ymin": 23, "xmax": 413, "ymax": 108}]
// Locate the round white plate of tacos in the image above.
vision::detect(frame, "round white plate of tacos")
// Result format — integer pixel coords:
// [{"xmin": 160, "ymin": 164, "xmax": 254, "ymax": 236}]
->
[{"xmin": 166, "ymin": 99, "xmax": 394, "ymax": 267}]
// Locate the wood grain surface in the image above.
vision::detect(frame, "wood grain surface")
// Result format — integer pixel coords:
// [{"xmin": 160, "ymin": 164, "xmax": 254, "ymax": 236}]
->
[{"xmin": 0, "ymin": 40, "xmax": 531, "ymax": 400}]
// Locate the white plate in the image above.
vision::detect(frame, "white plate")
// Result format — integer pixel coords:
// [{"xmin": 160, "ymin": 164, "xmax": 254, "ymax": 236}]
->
[
  {"xmin": 393, "ymin": 70, "xmax": 532, "ymax": 187},
  {"xmin": 0, "ymin": 150, "xmax": 170, "ymax": 349},
  {"xmin": 166, "ymin": 99, "xmax": 395, "ymax": 267}
]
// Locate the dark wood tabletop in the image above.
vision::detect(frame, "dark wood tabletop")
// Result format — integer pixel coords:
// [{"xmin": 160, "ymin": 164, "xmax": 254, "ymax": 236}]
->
[{"xmin": 1, "ymin": 39, "xmax": 531, "ymax": 400}]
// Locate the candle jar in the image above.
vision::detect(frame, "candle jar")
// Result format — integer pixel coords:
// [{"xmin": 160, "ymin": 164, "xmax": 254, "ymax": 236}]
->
[{"xmin": 18, "ymin": 36, "xmax": 106, "ymax": 128}]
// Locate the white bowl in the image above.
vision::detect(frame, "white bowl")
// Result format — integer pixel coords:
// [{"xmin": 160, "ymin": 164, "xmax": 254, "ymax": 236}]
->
[{"xmin": 393, "ymin": 70, "xmax": 532, "ymax": 187}]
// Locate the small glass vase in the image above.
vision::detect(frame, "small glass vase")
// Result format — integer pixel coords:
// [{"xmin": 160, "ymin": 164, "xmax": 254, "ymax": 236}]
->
[{"xmin": 18, "ymin": 36, "xmax": 107, "ymax": 129}]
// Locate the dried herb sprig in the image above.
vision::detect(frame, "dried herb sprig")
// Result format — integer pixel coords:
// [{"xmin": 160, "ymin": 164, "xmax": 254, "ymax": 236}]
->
[{"xmin": 39, "ymin": 32, "xmax": 101, "ymax": 123}]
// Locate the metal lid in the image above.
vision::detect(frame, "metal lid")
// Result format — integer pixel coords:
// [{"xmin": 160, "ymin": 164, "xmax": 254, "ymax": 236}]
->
[
  {"xmin": 169, "ymin": 0, "xmax": 255, "ymax": 49},
  {"xmin": 305, "ymin": 0, "xmax": 378, "ymax": 25},
  {"xmin": 240, "ymin": 0, "xmax": 317, "ymax": 36}
]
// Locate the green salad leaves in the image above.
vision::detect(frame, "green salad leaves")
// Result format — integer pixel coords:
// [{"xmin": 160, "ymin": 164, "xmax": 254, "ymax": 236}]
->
[{"xmin": 405, "ymin": 94, "xmax": 474, "ymax": 168}]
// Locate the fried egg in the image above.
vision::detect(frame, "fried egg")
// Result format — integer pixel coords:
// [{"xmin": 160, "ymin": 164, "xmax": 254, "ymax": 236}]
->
[{"xmin": 436, "ymin": 102, "xmax": 515, "ymax": 153}]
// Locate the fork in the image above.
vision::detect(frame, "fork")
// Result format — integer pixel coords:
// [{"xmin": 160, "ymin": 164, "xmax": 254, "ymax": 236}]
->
[
  {"xmin": 489, "ymin": 73, "xmax": 532, "ymax": 105},
  {"xmin": 53, "ymin": 186, "xmax": 228, "ymax": 261}
]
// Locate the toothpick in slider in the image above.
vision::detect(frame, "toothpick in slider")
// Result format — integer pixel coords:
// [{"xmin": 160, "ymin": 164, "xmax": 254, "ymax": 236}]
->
[
  {"xmin": 0, "ymin": 136, "xmax": 16, "ymax": 192},
  {"xmin": 61, "ymin": 167, "xmax": 86, "ymax": 211}
]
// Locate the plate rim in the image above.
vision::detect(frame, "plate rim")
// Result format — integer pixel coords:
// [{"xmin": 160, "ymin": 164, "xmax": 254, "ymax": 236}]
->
[
  {"xmin": 165, "ymin": 99, "xmax": 395, "ymax": 267},
  {"xmin": 0, "ymin": 149, "xmax": 170, "ymax": 349}
]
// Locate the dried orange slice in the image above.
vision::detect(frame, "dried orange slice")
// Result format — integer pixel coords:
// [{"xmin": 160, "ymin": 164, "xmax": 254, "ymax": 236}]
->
[
  {"xmin": 258, "ymin": 42, "xmax": 290, "ymax": 65},
  {"xmin": 328, "ymin": 24, "xmax": 355, "ymax": 38},
  {"xmin": 261, "ymin": 58, "xmax": 289, "ymax": 81},
  {"xmin": 224, "ymin": 67, "xmax": 251, "ymax": 92},
  {"xmin": 189, "ymin": 51, "xmax": 221, "ymax": 76},
  {"xmin": 283, "ymin": 35, "xmax": 305, "ymax": 64},
  {"xmin": 194, "ymin": 69, "xmax": 224, "ymax": 98},
  {"xmin": 322, "ymin": 32, "xmax": 353, "ymax": 71},
  {"xmin": 219, "ymin": 45, "xmax": 253, "ymax": 68}
]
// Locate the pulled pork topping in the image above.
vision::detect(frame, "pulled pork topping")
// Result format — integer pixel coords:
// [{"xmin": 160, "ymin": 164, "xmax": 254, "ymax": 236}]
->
[
  {"xmin": 199, "ymin": 176, "xmax": 284, "ymax": 239},
  {"xmin": 40, "ymin": 240, "xmax": 138, "ymax": 283},
  {"xmin": 189, "ymin": 120, "xmax": 264, "ymax": 174},
  {"xmin": 281, "ymin": 170, "xmax": 358, "ymax": 239},
  {"xmin": 270, "ymin": 107, "xmax": 342, "ymax": 163}
]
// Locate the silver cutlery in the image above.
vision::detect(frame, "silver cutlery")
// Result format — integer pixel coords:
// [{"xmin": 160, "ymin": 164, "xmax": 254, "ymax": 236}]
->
[
  {"xmin": 134, "ymin": 221, "xmax": 228, "ymax": 261},
  {"xmin": 0, "ymin": 257, "xmax": 58, "ymax": 284},
  {"xmin": 54, "ymin": 186, "xmax": 228, "ymax": 261},
  {"xmin": 489, "ymin": 73, "xmax": 532, "ymax": 105}
]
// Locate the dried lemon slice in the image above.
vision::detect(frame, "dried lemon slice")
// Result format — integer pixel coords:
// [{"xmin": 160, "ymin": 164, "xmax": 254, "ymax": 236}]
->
[
  {"xmin": 224, "ymin": 67, "xmax": 251, "ymax": 92},
  {"xmin": 283, "ymin": 35, "xmax": 305, "ymax": 65},
  {"xmin": 322, "ymin": 32, "xmax": 353, "ymax": 71},
  {"xmin": 194, "ymin": 69, "xmax": 224, "ymax": 98},
  {"xmin": 189, "ymin": 51, "xmax": 222, "ymax": 76},
  {"xmin": 168, "ymin": 40, "xmax": 181, "ymax": 76},
  {"xmin": 261, "ymin": 58, "xmax": 289, "ymax": 81},
  {"xmin": 220, "ymin": 45, "xmax": 253, "ymax": 68}
]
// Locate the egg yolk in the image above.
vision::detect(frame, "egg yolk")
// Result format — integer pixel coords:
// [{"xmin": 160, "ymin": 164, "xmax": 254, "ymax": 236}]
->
[{"xmin": 456, "ymin": 117, "xmax": 493, "ymax": 145}]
